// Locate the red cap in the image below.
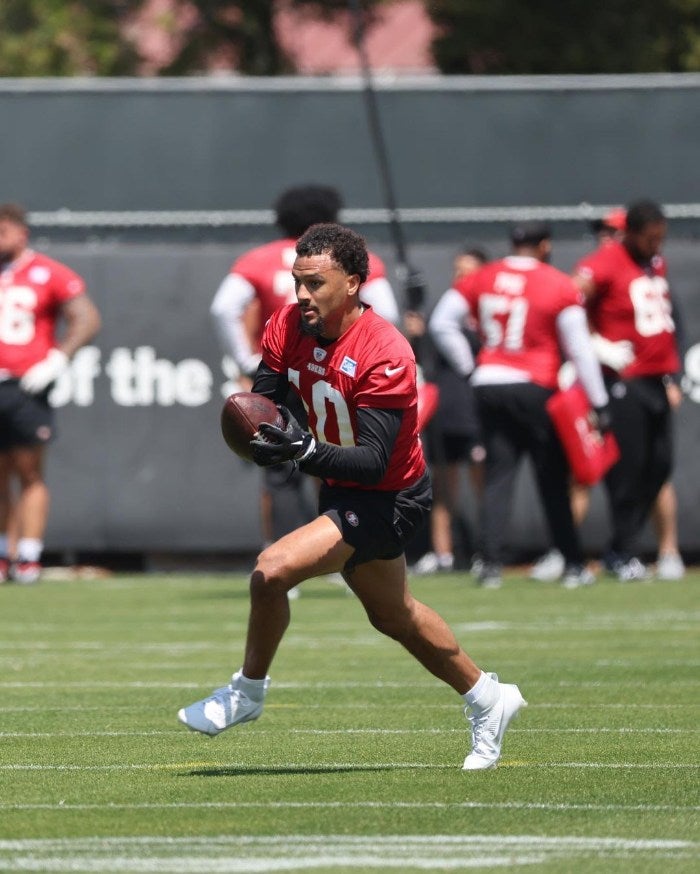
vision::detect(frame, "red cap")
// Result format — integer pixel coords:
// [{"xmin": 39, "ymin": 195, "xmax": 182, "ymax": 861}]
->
[{"xmin": 602, "ymin": 207, "xmax": 626, "ymax": 231}]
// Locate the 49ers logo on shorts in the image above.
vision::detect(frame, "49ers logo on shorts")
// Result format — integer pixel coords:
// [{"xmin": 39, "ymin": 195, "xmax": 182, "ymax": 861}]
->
[{"xmin": 345, "ymin": 510, "xmax": 360, "ymax": 527}]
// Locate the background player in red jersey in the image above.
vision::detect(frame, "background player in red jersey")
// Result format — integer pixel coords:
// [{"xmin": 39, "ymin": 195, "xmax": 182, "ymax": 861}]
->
[
  {"xmin": 210, "ymin": 185, "xmax": 400, "ymax": 553},
  {"xmin": 0, "ymin": 203, "xmax": 101, "ymax": 583},
  {"xmin": 429, "ymin": 222, "xmax": 609, "ymax": 589},
  {"xmin": 574, "ymin": 199, "xmax": 682, "ymax": 581},
  {"xmin": 411, "ymin": 245, "xmax": 488, "ymax": 577},
  {"xmin": 180, "ymin": 223, "xmax": 526, "ymax": 771},
  {"xmin": 531, "ymin": 205, "xmax": 686, "ymax": 582}
]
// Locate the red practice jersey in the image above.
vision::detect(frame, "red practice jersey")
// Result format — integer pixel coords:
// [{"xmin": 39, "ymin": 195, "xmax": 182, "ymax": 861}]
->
[
  {"xmin": 261, "ymin": 304, "xmax": 426, "ymax": 491},
  {"xmin": 0, "ymin": 250, "xmax": 86, "ymax": 376},
  {"xmin": 575, "ymin": 241, "xmax": 680, "ymax": 377},
  {"xmin": 454, "ymin": 256, "xmax": 582, "ymax": 389},
  {"xmin": 230, "ymin": 239, "xmax": 388, "ymax": 344}
]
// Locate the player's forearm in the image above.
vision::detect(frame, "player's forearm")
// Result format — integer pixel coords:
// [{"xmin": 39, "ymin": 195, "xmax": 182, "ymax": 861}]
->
[
  {"xmin": 210, "ymin": 273, "xmax": 260, "ymax": 374},
  {"xmin": 212, "ymin": 315, "xmax": 261, "ymax": 375},
  {"xmin": 59, "ymin": 295, "xmax": 101, "ymax": 357},
  {"xmin": 301, "ymin": 442, "xmax": 387, "ymax": 485},
  {"xmin": 557, "ymin": 306, "xmax": 609, "ymax": 408},
  {"xmin": 300, "ymin": 407, "xmax": 402, "ymax": 486}
]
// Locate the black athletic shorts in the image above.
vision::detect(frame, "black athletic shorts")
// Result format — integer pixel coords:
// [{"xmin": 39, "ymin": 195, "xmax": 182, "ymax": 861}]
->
[
  {"xmin": 319, "ymin": 470, "xmax": 432, "ymax": 570},
  {"xmin": 424, "ymin": 366, "xmax": 484, "ymax": 464},
  {"xmin": 0, "ymin": 380, "xmax": 54, "ymax": 451}
]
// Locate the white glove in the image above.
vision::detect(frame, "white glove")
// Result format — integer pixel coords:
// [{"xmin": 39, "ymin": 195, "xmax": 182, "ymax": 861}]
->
[
  {"xmin": 20, "ymin": 349, "xmax": 69, "ymax": 394},
  {"xmin": 590, "ymin": 333, "xmax": 635, "ymax": 372}
]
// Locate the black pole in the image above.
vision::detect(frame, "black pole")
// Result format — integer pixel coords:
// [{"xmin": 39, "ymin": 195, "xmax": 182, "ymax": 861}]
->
[{"xmin": 348, "ymin": 0, "xmax": 427, "ymax": 311}]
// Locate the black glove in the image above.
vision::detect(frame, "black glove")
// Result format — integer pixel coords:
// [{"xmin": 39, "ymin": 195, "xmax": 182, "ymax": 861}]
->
[
  {"xmin": 250, "ymin": 405, "xmax": 317, "ymax": 467},
  {"xmin": 593, "ymin": 404, "xmax": 613, "ymax": 434}
]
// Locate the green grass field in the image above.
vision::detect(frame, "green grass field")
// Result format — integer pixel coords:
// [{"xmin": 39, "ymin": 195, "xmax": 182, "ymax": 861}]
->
[{"xmin": 0, "ymin": 568, "xmax": 698, "ymax": 872}]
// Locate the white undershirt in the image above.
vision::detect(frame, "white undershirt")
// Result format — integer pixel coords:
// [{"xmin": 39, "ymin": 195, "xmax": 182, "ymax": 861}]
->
[
  {"xmin": 210, "ymin": 271, "xmax": 400, "ymax": 375},
  {"xmin": 428, "ymin": 289, "xmax": 608, "ymax": 407}
]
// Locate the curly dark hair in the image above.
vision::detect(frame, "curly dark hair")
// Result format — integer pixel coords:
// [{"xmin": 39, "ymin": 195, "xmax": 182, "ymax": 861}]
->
[
  {"xmin": 625, "ymin": 199, "xmax": 665, "ymax": 233},
  {"xmin": 274, "ymin": 185, "xmax": 343, "ymax": 239},
  {"xmin": 296, "ymin": 223, "xmax": 369, "ymax": 284}
]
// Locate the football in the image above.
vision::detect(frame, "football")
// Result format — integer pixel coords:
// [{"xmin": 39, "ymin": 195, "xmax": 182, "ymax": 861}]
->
[{"xmin": 220, "ymin": 392, "xmax": 284, "ymax": 461}]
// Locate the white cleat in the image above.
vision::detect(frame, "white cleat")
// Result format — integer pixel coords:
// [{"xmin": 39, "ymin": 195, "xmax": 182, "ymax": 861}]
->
[
  {"xmin": 656, "ymin": 552, "xmax": 685, "ymax": 581},
  {"xmin": 177, "ymin": 671, "xmax": 269, "ymax": 736},
  {"xmin": 12, "ymin": 561, "xmax": 42, "ymax": 585},
  {"xmin": 561, "ymin": 565, "xmax": 596, "ymax": 590},
  {"xmin": 463, "ymin": 680, "xmax": 527, "ymax": 771},
  {"xmin": 411, "ymin": 552, "xmax": 454, "ymax": 575},
  {"xmin": 614, "ymin": 557, "xmax": 652, "ymax": 582},
  {"xmin": 529, "ymin": 549, "xmax": 565, "ymax": 581}
]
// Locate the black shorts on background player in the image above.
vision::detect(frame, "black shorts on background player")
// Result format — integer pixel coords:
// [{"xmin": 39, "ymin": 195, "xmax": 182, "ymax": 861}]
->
[
  {"xmin": 424, "ymin": 364, "xmax": 483, "ymax": 465},
  {"xmin": 0, "ymin": 380, "xmax": 54, "ymax": 451}
]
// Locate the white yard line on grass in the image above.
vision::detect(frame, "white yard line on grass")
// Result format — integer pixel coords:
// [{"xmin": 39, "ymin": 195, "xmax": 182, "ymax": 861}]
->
[
  {"xmin": 0, "ymin": 613, "xmax": 698, "ymax": 650},
  {"xmin": 0, "ymin": 727, "xmax": 696, "ymax": 737},
  {"xmin": 0, "ymin": 702, "xmax": 697, "ymax": 711},
  {"xmin": 0, "ymin": 834, "xmax": 695, "ymax": 872},
  {"xmin": 0, "ymin": 802, "xmax": 697, "ymax": 812},
  {"xmin": 0, "ymin": 679, "xmax": 698, "ymax": 689},
  {"xmin": 0, "ymin": 762, "xmax": 697, "ymax": 771}
]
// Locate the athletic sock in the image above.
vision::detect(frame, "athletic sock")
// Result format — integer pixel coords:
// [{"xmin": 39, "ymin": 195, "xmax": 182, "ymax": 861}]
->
[
  {"xmin": 16, "ymin": 538, "xmax": 43, "ymax": 563},
  {"xmin": 237, "ymin": 671, "xmax": 269, "ymax": 701},
  {"xmin": 462, "ymin": 671, "xmax": 499, "ymax": 711}
]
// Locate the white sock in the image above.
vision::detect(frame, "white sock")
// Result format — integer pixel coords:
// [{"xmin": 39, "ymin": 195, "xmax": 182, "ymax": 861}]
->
[
  {"xmin": 463, "ymin": 671, "xmax": 499, "ymax": 711},
  {"xmin": 437, "ymin": 552, "xmax": 454, "ymax": 567},
  {"xmin": 237, "ymin": 670, "xmax": 270, "ymax": 701},
  {"xmin": 17, "ymin": 538, "xmax": 43, "ymax": 563}
]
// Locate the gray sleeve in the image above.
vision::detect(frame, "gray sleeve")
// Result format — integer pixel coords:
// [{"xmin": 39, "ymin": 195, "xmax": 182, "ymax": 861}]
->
[
  {"xmin": 556, "ymin": 305, "xmax": 609, "ymax": 408},
  {"xmin": 428, "ymin": 289, "xmax": 475, "ymax": 377},
  {"xmin": 210, "ymin": 273, "xmax": 261, "ymax": 375},
  {"xmin": 360, "ymin": 277, "xmax": 400, "ymax": 325}
]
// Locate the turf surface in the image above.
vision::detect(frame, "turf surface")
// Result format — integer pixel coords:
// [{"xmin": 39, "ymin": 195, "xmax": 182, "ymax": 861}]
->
[{"xmin": 0, "ymin": 568, "xmax": 698, "ymax": 872}]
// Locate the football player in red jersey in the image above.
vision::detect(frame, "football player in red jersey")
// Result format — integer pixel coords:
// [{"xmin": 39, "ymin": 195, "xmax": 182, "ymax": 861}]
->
[
  {"xmin": 412, "ymin": 246, "xmax": 488, "ymax": 577},
  {"xmin": 429, "ymin": 222, "xmax": 609, "ymax": 589},
  {"xmin": 210, "ymin": 185, "xmax": 400, "ymax": 555},
  {"xmin": 0, "ymin": 203, "xmax": 101, "ymax": 584},
  {"xmin": 180, "ymin": 223, "xmax": 526, "ymax": 771},
  {"xmin": 574, "ymin": 200, "xmax": 682, "ymax": 581}
]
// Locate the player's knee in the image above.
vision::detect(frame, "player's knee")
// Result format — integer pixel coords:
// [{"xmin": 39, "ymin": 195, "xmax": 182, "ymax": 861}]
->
[
  {"xmin": 251, "ymin": 546, "xmax": 295, "ymax": 595},
  {"xmin": 365, "ymin": 604, "xmax": 412, "ymax": 641}
]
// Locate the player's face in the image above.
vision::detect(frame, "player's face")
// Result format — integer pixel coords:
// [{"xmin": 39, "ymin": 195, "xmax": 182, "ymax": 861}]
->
[
  {"xmin": 453, "ymin": 253, "xmax": 483, "ymax": 280},
  {"xmin": 625, "ymin": 220, "xmax": 666, "ymax": 263},
  {"xmin": 292, "ymin": 253, "xmax": 360, "ymax": 339},
  {"xmin": 0, "ymin": 219, "xmax": 29, "ymax": 261}
]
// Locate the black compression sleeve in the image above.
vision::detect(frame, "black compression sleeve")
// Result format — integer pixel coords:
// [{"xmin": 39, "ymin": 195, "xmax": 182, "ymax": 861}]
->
[
  {"xmin": 251, "ymin": 362, "xmax": 289, "ymax": 403},
  {"xmin": 300, "ymin": 407, "xmax": 403, "ymax": 486}
]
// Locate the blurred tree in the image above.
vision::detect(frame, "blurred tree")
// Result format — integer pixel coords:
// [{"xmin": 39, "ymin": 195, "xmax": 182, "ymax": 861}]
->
[
  {"xmin": 160, "ymin": 0, "xmax": 289, "ymax": 75},
  {"xmin": 426, "ymin": 0, "xmax": 700, "ymax": 74},
  {"xmin": 0, "ymin": 0, "xmax": 386, "ymax": 77},
  {"xmin": 0, "ymin": 0, "xmax": 141, "ymax": 76},
  {"xmin": 161, "ymin": 0, "xmax": 384, "ymax": 76}
]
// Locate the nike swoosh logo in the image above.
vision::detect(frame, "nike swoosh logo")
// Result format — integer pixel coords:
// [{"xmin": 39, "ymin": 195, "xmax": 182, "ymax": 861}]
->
[{"xmin": 385, "ymin": 366, "xmax": 405, "ymax": 377}]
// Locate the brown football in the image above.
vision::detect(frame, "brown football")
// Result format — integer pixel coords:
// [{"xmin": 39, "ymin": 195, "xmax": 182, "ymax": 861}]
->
[{"xmin": 220, "ymin": 392, "xmax": 284, "ymax": 461}]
